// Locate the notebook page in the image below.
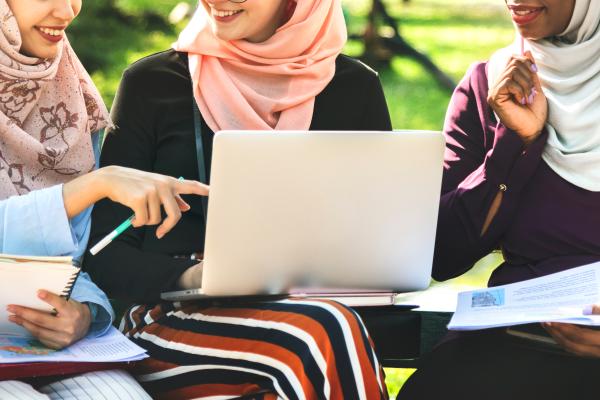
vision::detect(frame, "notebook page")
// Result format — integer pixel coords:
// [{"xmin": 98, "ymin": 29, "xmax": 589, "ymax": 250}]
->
[
  {"xmin": 0, "ymin": 253, "xmax": 72, "ymax": 264},
  {"xmin": 0, "ymin": 262, "xmax": 79, "ymax": 337}
]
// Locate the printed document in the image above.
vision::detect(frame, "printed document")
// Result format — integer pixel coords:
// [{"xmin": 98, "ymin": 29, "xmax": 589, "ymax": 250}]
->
[
  {"xmin": 0, "ymin": 327, "xmax": 147, "ymax": 364},
  {"xmin": 448, "ymin": 261, "xmax": 600, "ymax": 330}
]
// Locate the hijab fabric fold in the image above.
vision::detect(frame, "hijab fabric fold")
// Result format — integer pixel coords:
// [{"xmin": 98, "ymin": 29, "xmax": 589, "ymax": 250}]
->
[
  {"xmin": 174, "ymin": 0, "xmax": 347, "ymax": 133},
  {"xmin": 488, "ymin": 0, "xmax": 600, "ymax": 191},
  {"xmin": 0, "ymin": 1, "xmax": 110, "ymax": 199}
]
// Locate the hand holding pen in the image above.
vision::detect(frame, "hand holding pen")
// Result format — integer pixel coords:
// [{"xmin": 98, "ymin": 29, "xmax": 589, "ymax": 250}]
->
[
  {"xmin": 487, "ymin": 36, "xmax": 548, "ymax": 146},
  {"xmin": 88, "ymin": 170, "xmax": 208, "ymax": 255}
]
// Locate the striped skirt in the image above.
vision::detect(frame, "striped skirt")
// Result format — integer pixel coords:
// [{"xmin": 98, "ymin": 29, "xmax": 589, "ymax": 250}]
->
[{"xmin": 121, "ymin": 299, "xmax": 388, "ymax": 400}]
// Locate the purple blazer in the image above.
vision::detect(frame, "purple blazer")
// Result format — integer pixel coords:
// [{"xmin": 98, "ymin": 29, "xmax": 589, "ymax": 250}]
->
[{"xmin": 433, "ymin": 62, "xmax": 600, "ymax": 287}]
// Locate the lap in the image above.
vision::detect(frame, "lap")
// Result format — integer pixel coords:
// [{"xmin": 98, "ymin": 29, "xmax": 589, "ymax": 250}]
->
[
  {"xmin": 399, "ymin": 329, "xmax": 600, "ymax": 400},
  {"xmin": 121, "ymin": 299, "xmax": 386, "ymax": 399}
]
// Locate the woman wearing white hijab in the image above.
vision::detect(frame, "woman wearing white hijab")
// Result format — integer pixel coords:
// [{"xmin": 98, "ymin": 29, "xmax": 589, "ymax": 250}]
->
[{"xmin": 399, "ymin": 1, "xmax": 600, "ymax": 399}]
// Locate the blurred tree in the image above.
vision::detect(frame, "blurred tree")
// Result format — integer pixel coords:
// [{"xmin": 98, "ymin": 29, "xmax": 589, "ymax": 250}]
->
[{"xmin": 355, "ymin": 0, "xmax": 455, "ymax": 91}]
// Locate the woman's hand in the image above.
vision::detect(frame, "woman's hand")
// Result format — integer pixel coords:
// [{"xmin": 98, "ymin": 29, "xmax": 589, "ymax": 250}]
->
[
  {"xmin": 63, "ymin": 166, "xmax": 209, "ymax": 238},
  {"xmin": 487, "ymin": 51, "xmax": 548, "ymax": 145},
  {"xmin": 543, "ymin": 305, "xmax": 600, "ymax": 358},
  {"xmin": 7, "ymin": 290, "xmax": 91, "ymax": 350},
  {"xmin": 177, "ymin": 262, "xmax": 204, "ymax": 290}
]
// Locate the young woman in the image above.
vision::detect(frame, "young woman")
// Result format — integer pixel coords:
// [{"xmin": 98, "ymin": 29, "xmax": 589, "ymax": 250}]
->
[
  {"xmin": 399, "ymin": 0, "xmax": 600, "ymax": 398},
  {"xmin": 85, "ymin": 0, "xmax": 391, "ymax": 398},
  {"xmin": 0, "ymin": 0, "xmax": 206, "ymax": 398}
]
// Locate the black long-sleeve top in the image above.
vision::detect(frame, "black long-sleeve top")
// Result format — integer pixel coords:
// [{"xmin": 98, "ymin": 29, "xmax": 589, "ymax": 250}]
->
[{"xmin": 83, "ymin": 49, "xmax": 392, "ymax": 303}]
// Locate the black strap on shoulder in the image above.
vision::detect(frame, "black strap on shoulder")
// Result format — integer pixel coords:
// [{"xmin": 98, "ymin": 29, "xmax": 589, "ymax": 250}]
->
[{"xmin": 192, "ymin": 100, "xmax": 209, "ymax": 222}]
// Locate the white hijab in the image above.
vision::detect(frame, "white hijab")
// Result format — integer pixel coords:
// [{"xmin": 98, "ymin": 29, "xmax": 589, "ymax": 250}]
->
[{"xmin": 488, "ymin": 0, "xmax": 600, "ymax": 191}]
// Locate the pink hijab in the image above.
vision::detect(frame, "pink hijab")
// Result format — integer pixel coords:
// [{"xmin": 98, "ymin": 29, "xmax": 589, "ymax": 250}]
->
[
  {"xmin": 174, "ymin": 0, "xmax": 347, "ymax": 132},
  {"xmin": 0, "ymin": 1, "xmax": 110, "ymax": 199}
]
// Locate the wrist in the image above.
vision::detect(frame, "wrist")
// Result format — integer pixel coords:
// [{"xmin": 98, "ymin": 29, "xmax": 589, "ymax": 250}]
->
[
  {"xmin": 62, "ymin": 170, "xmax": 105, "ymax": 218},
  {"xmin": 92, "ymin": 167, "xmax": 113, "ymax": 201},
  {"xmin": 520, "ymin": 130, "xmax": 543, "ymax": 147}
]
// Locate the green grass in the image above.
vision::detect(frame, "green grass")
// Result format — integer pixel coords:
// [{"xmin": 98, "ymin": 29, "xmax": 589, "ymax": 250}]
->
[
  {"xmin": 343, "ymin": 0, "xmax": 514, "ymax": 130},
  {"xmin": 71, "ymin": 0, "xmax": 515, "ymax": 397}
]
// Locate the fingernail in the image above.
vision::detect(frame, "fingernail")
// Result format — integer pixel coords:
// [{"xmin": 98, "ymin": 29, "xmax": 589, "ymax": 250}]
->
[
  {"xmin": 532, "ymin": 87, "xmax": 537, "ymax": 96},
  {"xmin": 520, "ymin": 97, "xmax": 526, "ymax": 105},
  {"xmin": 6, "ymin": 306, "xmax": 14, "ymax": 313},
  {"xmin": 583, "ymin": 305, "xmax": 593, "ymax": 315},
  {"xmin": 156, "ymin": 231, "xmax": 164, "ymax": 239},
  {"xmin": 38, "ymin": 290, "xmax": 46, "ymax": 299},
  {"xmin": 530, "ymin": 63, "xmax": 538, "ymax": 73},
  {"xmin": 528, "ymin": 92, "xmax": 534, "ymax": 104},
  {"xmin": 8, "ymin": 316, "xmax": 16, "ymax": 323}
]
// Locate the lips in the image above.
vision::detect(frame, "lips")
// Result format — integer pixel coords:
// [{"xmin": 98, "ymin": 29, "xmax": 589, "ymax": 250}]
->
[
  {"xmin": 35, "ymin": 26, "xmax": 65, "ymax": 43},
  {"xmin": 211, "ymin": 9, "xmax": 243, "ymax": 23},
  {"xmin": 507, "ymin": 5, "xmax": 544, "ymax": 25}
]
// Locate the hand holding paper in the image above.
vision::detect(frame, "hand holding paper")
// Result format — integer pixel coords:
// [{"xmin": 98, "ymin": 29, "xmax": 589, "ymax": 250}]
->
[
  {"xmin": 543, "ymin": 305, "xmax": 600, "ymax": 358},
  {"xmin": 8, "ymin": 290, "xmax": 91, "ymax": 350},
  {"xmin": 448, "ymin": 262, "xmax": 600, "ymax": 331}
]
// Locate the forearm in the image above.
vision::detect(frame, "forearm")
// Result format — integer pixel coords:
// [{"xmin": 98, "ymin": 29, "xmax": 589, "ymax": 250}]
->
[
  {"xmin": 62, "ymin": 169, "xmax": 108, "ymax": 219},
  {"xmin": 69, "ymin": 272, "xmax": 115, "ymax": 337},
  {"xmin": 433, "ymin": 127, "xmax": 547, "ymax": 281},
  {"xmin": 0, "ymin": 186, "xmax": 77, "ymax": 256}
]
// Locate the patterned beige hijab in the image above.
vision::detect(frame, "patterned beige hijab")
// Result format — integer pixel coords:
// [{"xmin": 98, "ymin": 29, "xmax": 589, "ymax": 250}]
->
[{"xmin": 0, "ymin": 1, "xmax": 110, "ymax": 200}]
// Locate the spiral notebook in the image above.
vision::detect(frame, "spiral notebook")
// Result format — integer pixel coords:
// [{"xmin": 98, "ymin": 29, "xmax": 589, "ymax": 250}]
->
[{"xmin": 0, "ymin": 253, "xmax": 80, "ymax": 337}]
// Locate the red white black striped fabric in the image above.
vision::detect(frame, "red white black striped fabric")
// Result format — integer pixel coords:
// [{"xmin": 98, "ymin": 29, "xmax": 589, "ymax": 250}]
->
[{"xmin": 121, "ymin": 299, "xmax": 388, "ymax": 400}]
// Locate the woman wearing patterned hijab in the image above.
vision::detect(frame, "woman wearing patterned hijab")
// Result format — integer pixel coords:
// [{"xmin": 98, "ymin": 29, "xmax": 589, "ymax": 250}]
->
[
  {"xmin": 0, "ymin": 0, "xmax": 207, "ymax": 397},
  {"xmin": 400, "ymin": 1, "xmax": 600, "ymax": 399},
  {"xmin": 85, "ymin": 0, "xmax": 391, "ymax": 398}
]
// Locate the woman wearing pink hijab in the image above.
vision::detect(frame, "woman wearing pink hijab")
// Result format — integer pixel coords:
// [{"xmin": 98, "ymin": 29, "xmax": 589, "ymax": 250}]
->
[
  {"xmin": 85, "ymin": 0, "xmax": 391, "ymax": 398},
  {"xmin": 0, "ymin": 0, "xmax": 207, "ymax": 398}
]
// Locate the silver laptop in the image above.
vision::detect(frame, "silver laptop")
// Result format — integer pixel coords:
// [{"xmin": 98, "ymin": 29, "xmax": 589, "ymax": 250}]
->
[{"xmin": 162, "ymin": 130, "xmax": 445, "ymax": 301}]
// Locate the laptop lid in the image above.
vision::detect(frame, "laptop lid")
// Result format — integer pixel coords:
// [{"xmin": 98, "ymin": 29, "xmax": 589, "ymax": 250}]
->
[{"xmin": 201, "ymin": 131, "xmax": 445, "ymax": 296}]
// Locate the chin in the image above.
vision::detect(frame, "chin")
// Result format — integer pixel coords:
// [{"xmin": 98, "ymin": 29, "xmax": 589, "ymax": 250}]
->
[
  {"xmin": 214, "ymin": 31, "xmax": 241, "ymax": 42},
  {"xmin": 21, "ymin": 46, "xmax": 60, "ymax": 60},
  {"xmin": 517, "ymin": 27, "xmax": 549, "ymax": 41}
]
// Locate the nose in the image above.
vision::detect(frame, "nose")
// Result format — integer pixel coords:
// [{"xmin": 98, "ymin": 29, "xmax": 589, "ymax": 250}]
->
[{"xmin": 52, "ymin": 0, "xmax": 77, "ymax": 23}]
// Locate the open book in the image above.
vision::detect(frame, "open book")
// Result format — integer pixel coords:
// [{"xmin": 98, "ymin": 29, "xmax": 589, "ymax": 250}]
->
[
  {"xmin": 0, "ymin": 253, "xmax": 147, "ymax": 367},
  {"xmin": 0, "ymin": 253, "xmax": 79, "ymax": 337}
]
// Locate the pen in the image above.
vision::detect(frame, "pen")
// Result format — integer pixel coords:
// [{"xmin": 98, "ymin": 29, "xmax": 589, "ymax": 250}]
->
[
  {"xmin": 89, "ymin": 177, "xmax": 185, "ymax": 255},
  {"xmin": 519, "ymin": 34, "xmax": 537, "ymax": 105},
  {"xmin": 520, "ymin": 35, "xmax": 525, "ymax": 56}
]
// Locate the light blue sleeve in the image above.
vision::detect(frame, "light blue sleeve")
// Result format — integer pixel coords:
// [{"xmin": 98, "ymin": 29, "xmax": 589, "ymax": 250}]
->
[{"xmin": 0, "ymin": 131, "xmax": 114, "ymax": 338}]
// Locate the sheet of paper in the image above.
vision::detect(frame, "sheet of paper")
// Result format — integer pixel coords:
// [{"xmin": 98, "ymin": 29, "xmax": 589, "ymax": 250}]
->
[
  {"xmin": 0, "ymin": 327, "xmax": 147, "ymax": 364},
  {"xmin": 448, "ymin": 261, "xmax": 600, "ymax": 330}
]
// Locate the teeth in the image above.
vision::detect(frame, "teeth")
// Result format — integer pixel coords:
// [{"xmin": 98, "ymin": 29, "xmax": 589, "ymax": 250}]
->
[
  {"xmin": 212, "ymin": 9, "xmax": 242, "ymax": 18},
  {"xmin": 39, "ymin": 27, "xmax": 62, "ymax": 36},
  {"xmin": 512, "ymin": 8, "xmax": 539, "ymax": 16}
]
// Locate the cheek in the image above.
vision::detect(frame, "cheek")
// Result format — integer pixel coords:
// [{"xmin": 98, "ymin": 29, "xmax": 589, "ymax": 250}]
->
[
  {"xmin": 550, "ymin": 0, "xmax": 575, "ymax": 33},
  {"xmin": 73, "ymin": 1, "xmax": 83, "ymax": 18}
]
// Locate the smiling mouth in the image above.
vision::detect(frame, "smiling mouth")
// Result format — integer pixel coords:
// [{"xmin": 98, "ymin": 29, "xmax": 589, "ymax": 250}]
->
[
  {"xmin": 35, "ymin": 26, "xmax": 65, "ymax": 44},
  {"xmin": 211, "ymin": 9, "xmax": 243, "ymax": 18},
  {"xmin": 507, "ymin": 5, "xmax": 544, "ymax": 25}
]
